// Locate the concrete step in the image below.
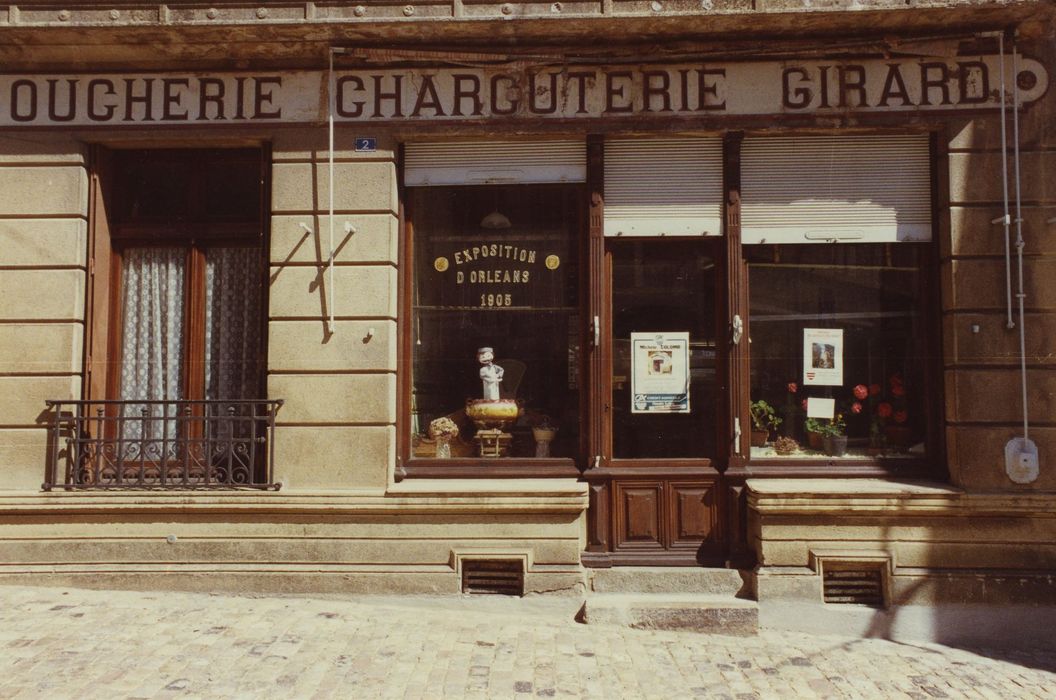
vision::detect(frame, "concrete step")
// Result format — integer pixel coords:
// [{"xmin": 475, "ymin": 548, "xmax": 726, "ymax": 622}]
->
[
  {"xmin": 589, "ymin": 566, "xmax": 747, "ymax": 596},
  {"xmin": 580, "ymin": 593, "xmax": 759, "ymax": 636}
]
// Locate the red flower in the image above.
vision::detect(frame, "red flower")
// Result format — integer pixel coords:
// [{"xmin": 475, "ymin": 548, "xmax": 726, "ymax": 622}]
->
[
  {"xmin": 877, "ymin": 402, "xmax": 893, "ymax": 418},
  {"xmin": 853, "ymin": 384, "xmax": 868, "ymax": 400},
  {"xmin": 890, "ymin": 373, "xmax": 904, "ymax": 388},
  {"xmin": 787, "ymin": 382, "xmax": 798, "ymax": 394},
  {"xmin": 894, "ymin": 410, "xmax": 908, "ymax": 424},
  {"xmin": 801, "ymin": 399, "xmax": 808, "ymax": 410},
  {"xmin": 869, "ymin": 383, "xmax": 881, "ymax": 397},
  {"xmin": 891, "ymin": 384, "xmax": 906, "ymax": 397},
  {"xmin": 851, "ymin": 402, "xmax": 863, "ymax": 414}
]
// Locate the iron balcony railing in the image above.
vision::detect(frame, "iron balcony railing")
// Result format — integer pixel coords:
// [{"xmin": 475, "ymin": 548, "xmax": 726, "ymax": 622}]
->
[{"xmin": 44, "ymin": 399, "xmax": 283, "ymax": 490}]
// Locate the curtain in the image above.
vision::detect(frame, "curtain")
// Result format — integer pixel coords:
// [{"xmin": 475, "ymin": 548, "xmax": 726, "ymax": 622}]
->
[
  {"xmin": 204, "ymin": 247, "xmax": 262, "ymax": 401},
  {"xmin": 118, "ymin": 247, "xmax": 186, "ymax": 458}
]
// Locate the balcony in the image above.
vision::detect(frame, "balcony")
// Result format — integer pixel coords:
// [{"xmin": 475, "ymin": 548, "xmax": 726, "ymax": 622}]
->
[{"xmin": 44, "ymin": 399, "xmax": 283, "ymax": 491}]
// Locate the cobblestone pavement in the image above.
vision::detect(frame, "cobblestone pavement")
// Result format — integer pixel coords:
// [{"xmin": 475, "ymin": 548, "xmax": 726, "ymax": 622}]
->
[{"xmin": 0, "ymin": 586, "xmax": 1053, "ymax": 699}]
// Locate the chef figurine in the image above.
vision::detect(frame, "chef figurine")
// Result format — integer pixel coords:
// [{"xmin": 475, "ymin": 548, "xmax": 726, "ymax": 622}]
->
[{"xmin": 477, "ymin": 347, "xmax": 504, "ymax": 401}]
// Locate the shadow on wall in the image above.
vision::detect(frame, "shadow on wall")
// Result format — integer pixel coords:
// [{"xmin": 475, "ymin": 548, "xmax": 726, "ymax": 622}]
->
[{"xmin": 267, "ymin": 163, "xmax": 357, "ymax": 345}]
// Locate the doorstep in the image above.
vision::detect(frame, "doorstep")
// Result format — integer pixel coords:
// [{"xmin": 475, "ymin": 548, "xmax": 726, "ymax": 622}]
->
[{"xmin": 579, "ymin": 566, "xmax": 758, "ymax": 635}]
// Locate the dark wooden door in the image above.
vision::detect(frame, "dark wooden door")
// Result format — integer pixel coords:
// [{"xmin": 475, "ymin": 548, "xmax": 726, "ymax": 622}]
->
[{"xmin": 583, "ymin": 238, "xmax": 728, "ymax": 566}]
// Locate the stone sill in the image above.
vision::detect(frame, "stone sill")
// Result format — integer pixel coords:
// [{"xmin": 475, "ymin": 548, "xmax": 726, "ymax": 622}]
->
[
  {"xmin": 0, "ymin": 479, "xmax": 588, "ymax": 514},
  {"xmin": 746, "ymin": 478, "xmax": 1056, "ymax": 516}
]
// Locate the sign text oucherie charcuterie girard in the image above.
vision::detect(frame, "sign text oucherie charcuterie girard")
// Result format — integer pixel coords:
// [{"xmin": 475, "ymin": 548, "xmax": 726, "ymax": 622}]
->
[{"xmin": 0, "ymin": 56, "xmax": 1046, "ymax": 127}]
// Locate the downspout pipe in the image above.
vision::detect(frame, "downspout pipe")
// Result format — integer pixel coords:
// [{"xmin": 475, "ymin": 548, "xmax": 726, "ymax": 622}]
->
[
  {"xmin": 980, "ymin": 30, "xmax": 1015, "ymax": 329},
  {"xmin": 327, "ymin": 47, "xmax": 348, "ymax": 335},
  {"xmin": 1003, "ymin": 39, "xmax": 1040, "ymax": 484}
]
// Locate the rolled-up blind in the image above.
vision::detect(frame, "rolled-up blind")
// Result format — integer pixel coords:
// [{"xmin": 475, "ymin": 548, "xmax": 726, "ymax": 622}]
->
[
  {"xmin": 741, "ymin": 134, "xmax": 932, "ymax": 244},
  {"xmin": 604, "ymin": 136, "xmax": 723, "ymax": 237},
  {"xmin": 404, "ymin": 139, "xmax": 585, "ymax": 186}
]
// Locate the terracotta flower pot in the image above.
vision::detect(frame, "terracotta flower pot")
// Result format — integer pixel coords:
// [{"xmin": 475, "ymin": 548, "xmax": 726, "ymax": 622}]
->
[
  {"xmin": 807, "ymin": 431, "xmax": 824, "ymax": 451},
  {"xmin": 750, "ymin": 429, "xmax": 769, "ymax": 447}
]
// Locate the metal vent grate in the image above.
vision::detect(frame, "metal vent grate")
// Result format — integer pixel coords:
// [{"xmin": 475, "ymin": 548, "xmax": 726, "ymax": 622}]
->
[
  {"xmin": 461, "ymin": 559, "xmax": 524, "ymax": 596},
  {"xmin": 823, "ymin": 566, "xmax": 885, "ymax": 607}
]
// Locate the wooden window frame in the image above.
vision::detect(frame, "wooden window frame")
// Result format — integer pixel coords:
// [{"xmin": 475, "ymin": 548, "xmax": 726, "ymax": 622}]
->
[
  {"xmin": 395, "ymin": 131, "xmax": 946, "ymax": 483},
  {"xmin": 85, "ymin": 146, "xmax": 272, "ymax": 406},
  {"xmin": 396, "ymin": 174, "xmax": 588, "ymax": 480}
]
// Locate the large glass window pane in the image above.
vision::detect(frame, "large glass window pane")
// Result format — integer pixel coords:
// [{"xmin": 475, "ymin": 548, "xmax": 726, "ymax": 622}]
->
[
  {"xmin": 611, "ymin": 241, "xmax": 717, "ymax": 459},
  {"xmin": 410, "ymin": 185, "xmax": 581, "ymax": 459},
  {"xmin": 747, "ymin": 244, "xmax": 927, "ymax": 459}
]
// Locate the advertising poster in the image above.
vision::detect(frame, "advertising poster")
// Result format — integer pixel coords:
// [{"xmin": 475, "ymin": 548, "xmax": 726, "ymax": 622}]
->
[
  {"xmin": 631, "ymin": 332, "xmax": 690, "ymax": 414},
  {"xmin": 803, "ymin": 328, "xmax": 843, "ymax": 386}
]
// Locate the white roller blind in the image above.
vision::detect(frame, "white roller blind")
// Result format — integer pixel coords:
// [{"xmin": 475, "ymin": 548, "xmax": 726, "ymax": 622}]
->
[
  {"xmin": 741, "ymin": 134, "xmax": 932, "ymax": 244},
  {"xmin": 604, "ymin": 137, "xmax": 723, "ymax": 237},
  {"xmin": 404, "ymin": 139, "xmax": 585, "ymax": 186}
]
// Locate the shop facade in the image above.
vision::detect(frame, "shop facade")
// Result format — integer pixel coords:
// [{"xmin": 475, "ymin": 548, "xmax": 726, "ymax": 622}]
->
[{"xmin": 1, "ymin": 1, "xmax": 1054, "ymax": 642}]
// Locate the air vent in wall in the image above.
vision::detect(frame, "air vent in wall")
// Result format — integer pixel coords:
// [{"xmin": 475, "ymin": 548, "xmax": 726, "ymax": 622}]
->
[
  {"xmin": 461, "ymin": 559, "xmax": 524, "ymax": 596},
  {"xmin": 823, "ymin": 565, "xmax": 885, "ymax": 607}
]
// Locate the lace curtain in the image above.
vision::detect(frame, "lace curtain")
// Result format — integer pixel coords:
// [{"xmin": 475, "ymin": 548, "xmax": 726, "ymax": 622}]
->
[
  {"xmin": 118, "ymin": 247, "xmax": 186, "ymax": 455},
  {"xmin": 204, "ymin": 247, "xmax": 262, "ymax": 401},
  {"xmin": 117, "ymin": 246, "xmax": 262, "ymax": 460}
]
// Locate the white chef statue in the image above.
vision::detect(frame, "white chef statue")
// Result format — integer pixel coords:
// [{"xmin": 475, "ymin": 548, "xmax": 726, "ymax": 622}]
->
[{"xmin": 477, "ymin": 347, "xmax": 504, "ymax": 401}]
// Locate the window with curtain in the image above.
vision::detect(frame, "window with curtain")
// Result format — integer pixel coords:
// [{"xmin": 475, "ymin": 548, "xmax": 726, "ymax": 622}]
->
[{"xmin": 108, "ymin": 149, "xmax": 266, "ymax": 466}]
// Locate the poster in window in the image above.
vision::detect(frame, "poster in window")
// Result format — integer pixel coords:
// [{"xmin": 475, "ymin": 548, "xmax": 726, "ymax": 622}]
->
[
  {"xmin": 631, "ymin": 332, "xmax": 690, "ymax": 414},
  {"xmin": 803, "ymin": 328, "xmax": 843, "ymax": 386}
]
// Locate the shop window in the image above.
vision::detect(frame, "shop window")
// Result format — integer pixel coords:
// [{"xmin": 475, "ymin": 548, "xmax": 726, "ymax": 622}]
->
[
  {"xmin": 745, "ymin": 243, "xmax": 928, "ymax": 460},
  {"xmin": 739, "ymin": 133, "xmax": 935, "ymax": 464},
  {"xmin": 408, "ymin": 184, "xmax": 582, "ymax": 461}
]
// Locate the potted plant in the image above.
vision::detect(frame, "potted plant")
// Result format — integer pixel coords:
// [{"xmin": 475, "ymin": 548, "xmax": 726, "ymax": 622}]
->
[
  {"xmin": 820, "ymin": 414, "xmax": 848, "ymax": 457},
  {"xmin": 804, "ymin": 417, "xmax": 826, "ymax": 451},
  {"xmin": 773, "ymin": 436, "xmax": 799, "ymax": 456},
  {"xmin": 749, "ymin": 400, "xmax": 782, "ymax": 447}
]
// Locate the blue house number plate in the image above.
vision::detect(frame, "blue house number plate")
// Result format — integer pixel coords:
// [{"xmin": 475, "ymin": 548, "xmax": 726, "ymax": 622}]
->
[{"xmin": 355, "ymin": 137, "xmax": 377, "ymax": 152}]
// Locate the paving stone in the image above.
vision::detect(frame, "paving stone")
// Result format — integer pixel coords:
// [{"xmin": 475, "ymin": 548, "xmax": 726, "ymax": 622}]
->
[{"xmin": 0, "ymin": 586, "xmax": 1053, "ymax": 698}]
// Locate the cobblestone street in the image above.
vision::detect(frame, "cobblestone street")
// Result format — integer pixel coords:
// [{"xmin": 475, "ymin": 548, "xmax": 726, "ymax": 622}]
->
[{"xmin": 0, "ymin": 586, "xmax": 1052, "ymax": 699}]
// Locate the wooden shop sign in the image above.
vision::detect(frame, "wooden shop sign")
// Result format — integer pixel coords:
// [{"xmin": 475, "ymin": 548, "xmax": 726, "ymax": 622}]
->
[{"xmin": 0, "ymin": 55, "xmax": 1047, "ymax": 127}]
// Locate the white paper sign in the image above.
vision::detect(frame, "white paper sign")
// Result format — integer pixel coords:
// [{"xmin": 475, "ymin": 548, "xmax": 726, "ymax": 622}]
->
[
  {"xmin": 806, "ymin": 398, "xmax": 836, "ymax": 420},
  {"xmin": 803, "ymin": 328, "xmax": 843, "ymax": 386},
  {"xmin": 631, "ymin": 332, "xmax": 690, "ymax": 414}
]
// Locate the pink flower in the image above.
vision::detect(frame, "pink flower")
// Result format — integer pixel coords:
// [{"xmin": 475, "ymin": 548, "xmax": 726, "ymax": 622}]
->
[
  {"xmin": 890, "ymin": 373, "xmax": 904, "ymax": 388},
  {"xmin": 853, "ymin": 384, "xmax": 868, "ymax": 400},
  {"xmin": 891, "ymin": 384, "xmax": 906, "ymax": 397},
  {"xmin": 894, "ymin": 410, "xmax": 908, "ymax": 424},
  {"xmin": 801, "ymin": 399, "xmax": 808, "ymax": 410},
  {"xmin": 787, "ymin": 383, "xmax": 798, "ymax": 394},
  {"xmin": 852, "ymin": 402, "xmax": 863, "ymax": 414},
  {"xmin": 869, "ymin": 383, "xmax": 881, "ymax": 397},
  {"xmin": 877, "ymin": 402, "xmax": 893, "ymax": 418}
]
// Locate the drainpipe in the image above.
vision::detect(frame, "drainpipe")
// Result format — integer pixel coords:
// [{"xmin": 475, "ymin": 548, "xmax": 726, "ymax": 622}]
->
[
  {"xmin": 1003, "ymin": 40, "xmax": 1040, "ymax": 484},
  {"xmin": 326, "ymin": 47, "xmax": 347, "ymax": 335}
]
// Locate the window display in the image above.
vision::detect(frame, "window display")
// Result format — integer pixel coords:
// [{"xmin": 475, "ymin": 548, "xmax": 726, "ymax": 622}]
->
[
  {"xmin": 409, "ymin": 184, "xmax": 581, "ymax": 460},
  {"xmin": 746, "ymin": 243, "xmax": 927, "ymax": 459}
]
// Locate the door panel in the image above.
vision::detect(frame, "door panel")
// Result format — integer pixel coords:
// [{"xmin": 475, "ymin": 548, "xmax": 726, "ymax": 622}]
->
[
  {"xmin": 613, "ymin": 481, "xmax": 664, "ymax": 550},
  {"xmin": 667, "ymin": 480, "xmax": 718, "ymax": 548}
]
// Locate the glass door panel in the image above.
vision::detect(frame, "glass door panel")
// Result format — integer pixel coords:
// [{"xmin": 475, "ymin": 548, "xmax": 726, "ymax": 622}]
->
[{"xmin": 610, "ymin": 241, "xmax": 718, "ymax": 459}]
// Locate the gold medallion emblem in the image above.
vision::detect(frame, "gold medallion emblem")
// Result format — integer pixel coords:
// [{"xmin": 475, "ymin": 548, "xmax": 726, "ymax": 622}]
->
[
  {"xmin": 433, "ymin": 256, "xmax": 449, "ymax": 272},
  {"xmin": 545, "ymin": 255, "xmax": 560, "ymax": 270}
]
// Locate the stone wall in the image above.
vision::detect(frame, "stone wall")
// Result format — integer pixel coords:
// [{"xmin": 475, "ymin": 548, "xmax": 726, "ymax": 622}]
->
[
  {"xmin": 267, "ymin": 131, "xmax": 399, "ymax": 490},
  {"xmin": 941, "ymin": 38, "xmax": 1056, "ymax": 491},
  {"xmin": 0, "ymin": 135, "xmax": 87, "ymax": 491}
]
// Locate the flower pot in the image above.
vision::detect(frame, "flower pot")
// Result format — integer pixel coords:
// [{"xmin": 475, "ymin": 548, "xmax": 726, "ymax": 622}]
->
[
  {"xmin": 750, "ymin": 429, "xmax": 769, "ymax": 447},
  {"xmin": 807, "ymin": 431, "xmax": 824, "ymax": 451},
  {"xmin": 823, "ymin": 435, "xmax": 848, "ymax": 457}
]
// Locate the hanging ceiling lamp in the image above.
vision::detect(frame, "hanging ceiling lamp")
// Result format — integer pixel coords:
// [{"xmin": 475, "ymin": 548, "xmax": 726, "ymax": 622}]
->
[{"xmin": 480, "ymin": 209, "xmax": 512, "ymax": 230}]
